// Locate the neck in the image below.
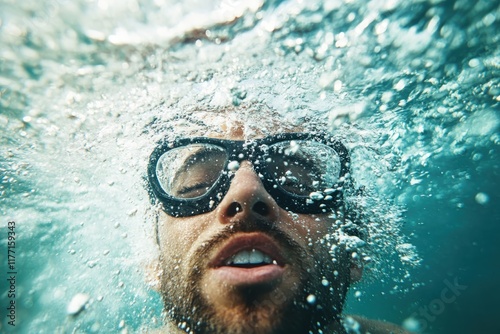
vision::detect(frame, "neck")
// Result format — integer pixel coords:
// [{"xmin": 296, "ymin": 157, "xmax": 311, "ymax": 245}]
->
[{"xmin": 159, "ymin": 319, "xmax": 347, "ymax": 334}]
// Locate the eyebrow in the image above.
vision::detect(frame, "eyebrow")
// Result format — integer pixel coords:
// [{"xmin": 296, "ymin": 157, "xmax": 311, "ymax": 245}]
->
[{"xmin": 171, "ymin": 147, "xmax": 226, "ymax": 185}]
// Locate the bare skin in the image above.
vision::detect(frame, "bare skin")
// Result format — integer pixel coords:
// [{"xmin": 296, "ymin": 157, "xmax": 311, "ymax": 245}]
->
[{"xmin": 150, "ymin": 117, "xmax": 410, "ymax": 334}]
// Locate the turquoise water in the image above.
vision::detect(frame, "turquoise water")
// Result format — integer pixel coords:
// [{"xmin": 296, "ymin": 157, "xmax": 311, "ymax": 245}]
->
[{"xmin": 0, "ymin": 0, "xmax": 498, "ymax": 333}]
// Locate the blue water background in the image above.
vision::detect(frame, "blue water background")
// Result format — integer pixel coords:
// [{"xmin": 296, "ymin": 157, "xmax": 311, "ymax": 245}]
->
[{"xmin": 0, "ymin": 0, "xmax": 499, "ymax": 333}]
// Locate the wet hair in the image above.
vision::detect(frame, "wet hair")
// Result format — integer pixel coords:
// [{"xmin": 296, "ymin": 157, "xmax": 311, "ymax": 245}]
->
[{"xmin": 143, "ymin": 102, "xmax": 323, "ymax": 140}]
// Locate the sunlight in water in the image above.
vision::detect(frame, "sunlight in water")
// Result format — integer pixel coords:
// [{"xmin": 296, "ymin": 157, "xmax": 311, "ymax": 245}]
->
[{"xmin": 0, "ymin": 0, "xmax": 498, "ymax": 333}]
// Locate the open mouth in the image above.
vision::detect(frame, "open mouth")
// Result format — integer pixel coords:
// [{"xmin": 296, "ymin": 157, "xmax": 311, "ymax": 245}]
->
[
  {"xmin": 209, "ymin": 233, "xmax": 287, "ymax": 287},
  {"xmin": 224, "ymin": 248, "xmax": 277, "ymax": 267}
]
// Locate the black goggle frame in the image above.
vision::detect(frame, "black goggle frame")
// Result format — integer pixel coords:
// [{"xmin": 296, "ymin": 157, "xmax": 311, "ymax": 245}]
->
[{"xmin": 148, "ymin": 133, "xmax": 350, "ymax": 217}]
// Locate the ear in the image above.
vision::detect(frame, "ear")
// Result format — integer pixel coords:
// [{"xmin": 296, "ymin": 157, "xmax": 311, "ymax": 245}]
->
[
  {"xmin": 144, "ymin": 259, "xmax": 163, "ymax": 292},
  {"xmin": 349, "ymin": 258, "xmax": 363, "ymax": 283}
]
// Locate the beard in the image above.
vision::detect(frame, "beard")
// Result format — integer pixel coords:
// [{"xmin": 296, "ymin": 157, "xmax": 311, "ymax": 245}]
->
[{"xmin": 159, "ymin": 220, "xmax": 350, "ymax": 334}]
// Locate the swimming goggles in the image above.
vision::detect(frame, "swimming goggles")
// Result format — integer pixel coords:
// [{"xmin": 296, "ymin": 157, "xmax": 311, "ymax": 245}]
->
[{"xmin": 147, "ymin": 133, "xmax": 350, "ymax": 217}]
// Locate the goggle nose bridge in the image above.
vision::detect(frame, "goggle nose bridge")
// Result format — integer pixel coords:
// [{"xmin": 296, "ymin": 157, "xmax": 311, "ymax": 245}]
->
[{"xmin": 226, "ymin": 142, "xmax": 268, "ymax": 167}]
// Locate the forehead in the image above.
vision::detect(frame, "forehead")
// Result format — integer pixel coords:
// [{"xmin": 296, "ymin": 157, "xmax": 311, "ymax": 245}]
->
[
  {"xmin": 156, "ymin": 107, "xmax": 308, "ymax": 141},
  {"xmin": 206, "ymin": 118, "xmax": 301, "ymax": 141}
]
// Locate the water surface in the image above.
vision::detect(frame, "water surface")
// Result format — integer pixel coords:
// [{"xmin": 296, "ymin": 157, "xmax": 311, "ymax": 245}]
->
[{"xmin": 0, "ymin": 0, "xmax": 498, "ymax": 333}]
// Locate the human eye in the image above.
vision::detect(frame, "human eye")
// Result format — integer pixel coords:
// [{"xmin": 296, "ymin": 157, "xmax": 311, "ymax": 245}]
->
[
  {"xmin": 176, "ymin": 182, "xmax": 213, "ymax": 198},
  {"xmin": 265, "ymin": 139, "xmax": 342, "ymax": 196},
  {"xmin": 171, "ymin": 167, "xmax": 222, "ymax": 198},
  {"xmin": 156, "ymin": 144, "xmax": 227, "ymax": 198},
  {"xmin": 278, "ymin": 169, "xmax": 317, "ymax": 195}
]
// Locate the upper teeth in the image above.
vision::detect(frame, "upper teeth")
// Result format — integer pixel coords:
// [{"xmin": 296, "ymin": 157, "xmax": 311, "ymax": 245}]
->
[{"xmin": 226, "ymin": 249, "xmax": 273, "ymax": 265}]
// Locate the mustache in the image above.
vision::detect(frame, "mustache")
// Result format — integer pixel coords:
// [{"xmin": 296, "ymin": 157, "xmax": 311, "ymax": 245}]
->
[
  {"xmin": 169, "ymin": 220, "xmax": 344, "ymax": 334},
  {"xmin": 188, "ymin": 219, "xmax": 308, "ymax": 272}
]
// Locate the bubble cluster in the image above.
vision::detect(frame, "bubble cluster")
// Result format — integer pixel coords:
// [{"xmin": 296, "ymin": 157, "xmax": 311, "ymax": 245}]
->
[{"xmin": 1, "ymin": 0, "xmax": 497, "ymax": 332}]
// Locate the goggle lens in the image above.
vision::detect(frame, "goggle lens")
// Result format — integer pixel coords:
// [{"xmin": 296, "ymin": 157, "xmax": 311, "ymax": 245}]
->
[
  {"xmin": 155, "ymin": 140, "xmax": 342, "ymax": 200},
  {"xmin": 156, "ymin": 144, "xmax": 227, "ymax": 199},
  {"xmin": 265, "ymin": 140, "xmax": 342, "ymax": 196}
]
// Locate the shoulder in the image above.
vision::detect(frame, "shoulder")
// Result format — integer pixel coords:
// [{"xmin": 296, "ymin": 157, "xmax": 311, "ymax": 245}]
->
[{"xmin": 344, "ymin": 315, "xmax": 413, "ymax": 334}]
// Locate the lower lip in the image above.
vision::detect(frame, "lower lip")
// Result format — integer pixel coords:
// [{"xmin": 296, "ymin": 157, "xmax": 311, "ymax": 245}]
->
[{"xmin": 211, "ymin": 264, "xmax": 285, "ymax": 287}]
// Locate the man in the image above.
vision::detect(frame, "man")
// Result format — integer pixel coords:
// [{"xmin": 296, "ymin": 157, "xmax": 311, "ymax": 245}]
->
[{"xmin": 146, "ymin": 107, "xmax": 409, "ymax": 334}]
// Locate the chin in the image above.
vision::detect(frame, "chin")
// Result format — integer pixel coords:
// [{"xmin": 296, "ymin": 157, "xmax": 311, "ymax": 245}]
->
[
  {"xmin": 159, "ymin": 229, "xmax": 349, "ymax": 334},
  {"xmin": 198, "ymin": 278, "xmax": 302, "ymax": 333},
  {"xmin": 161, "ymin": 264, "xmax": 347, "ymax": 334},
  {"xmin": 207, "ymin": 304, "xmax": 294, "ymax": 334}
]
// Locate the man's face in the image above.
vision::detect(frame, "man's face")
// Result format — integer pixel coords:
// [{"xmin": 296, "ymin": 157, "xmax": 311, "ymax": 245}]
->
[{"xmin": 155, "ymin": 128, "xmax": 355, "ymax": 334}]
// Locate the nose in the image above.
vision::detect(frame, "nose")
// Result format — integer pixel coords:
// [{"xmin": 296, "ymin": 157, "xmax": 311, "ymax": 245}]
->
[{"xmin": 216, "ymin": 161, "xmax": 280, "ymax": 224}]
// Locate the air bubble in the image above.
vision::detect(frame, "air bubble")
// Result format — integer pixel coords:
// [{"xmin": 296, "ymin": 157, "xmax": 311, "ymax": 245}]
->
[
  {"xmin": 306, "ymin": 294, "xmax": 316, "ymax": 304},
  {"xmin": 334, "ymin": 80, "xmax": 342, "ymax": 92},
  {"xmin": 66, "ymin": 293, "xmax": 90, "ymax": 315},
  {"xmin": 402, "ymin": 317, "xmax": 421, "ymax": 332},
  {"xmin": 394, "ymin": 79, "xmax": 406, "ymax": 91},
  {"xmin": 395, "ymin": 243, "xmax": 420, "ymax": 265},
  {"xmin": 482, "ymin": 13, "xmax": 496, "ymax": 27},
  {"xmin": 468, "ymin": 58, "xmax": 481, "ymax": 68},
  {"xmin": 309, "ymin": 192, "xmax": 324, "ymax": 201},
  {"xmin": 227, "ymin": 161, "xmax": 240, "ymax": 172},
  {"xmin": 342, "ymin": 316, "xmax": 361, "ymax": 332},
  {"xmin": 475, "ymin": 192, "xmax": 489, "ymax": 205},
  {"xmin": 87, "ymin": 260, "xmax": 97, "ymax": 268}
]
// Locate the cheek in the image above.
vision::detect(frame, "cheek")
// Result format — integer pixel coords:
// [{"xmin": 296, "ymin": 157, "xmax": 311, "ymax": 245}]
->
[
  {"xmin": 157, "ymin": 212, "xmax": 218, "ymax": 270},
  {"xmin": 158, "ymin": 213, "xmax": 209, "ymax": 249},
  {"xmin": 157, "ymin": 218, "xmax": 201, "ymax": 290},
  {"xmin": 289, "ymin": 213, "xmax": 334, "ymax": 243},
  {"xmin": 289, "ymin": 214, "xmax": 342, "ymax": 270}
]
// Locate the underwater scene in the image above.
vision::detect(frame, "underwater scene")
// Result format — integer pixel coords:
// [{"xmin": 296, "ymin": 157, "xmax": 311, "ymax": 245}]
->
[{"xmin": 0, "ymin": 0, "xmax": 498, "ymax": 333}]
